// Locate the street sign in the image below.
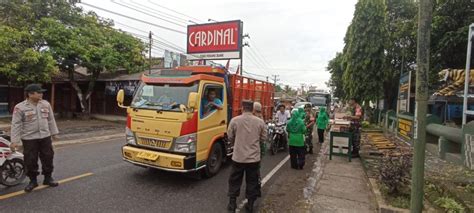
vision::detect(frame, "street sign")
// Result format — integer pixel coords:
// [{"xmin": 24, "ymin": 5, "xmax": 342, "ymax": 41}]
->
[
  {"xmin": 398, "ymin": 117, "xmax": 413, "ymax": 140},
  {"xmin": 187, "ymin": 20, "xmax": 242, "ymax": 60}
]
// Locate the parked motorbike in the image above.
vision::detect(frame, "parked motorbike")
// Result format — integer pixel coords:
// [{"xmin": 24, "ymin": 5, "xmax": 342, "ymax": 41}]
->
[
  {"xmin": 268, "ymin": 122, "xmax": 288, "ymax": 155},
  {"xmin": 0, "ymin": 131, "xmax": 26, "ymax": 186}
]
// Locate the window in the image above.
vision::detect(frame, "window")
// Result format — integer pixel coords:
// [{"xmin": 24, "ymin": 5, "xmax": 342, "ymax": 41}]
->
[
  {"xmin": 200, "ymin": 85, "xmax": 224, "ymax": 119},
  {"xmin": 0, "ymin": 87, "xmax": 8, "ymax": 116},
  {"xmin": 131, "ymin": 82, "xmax": 198, "ymax": 112}
]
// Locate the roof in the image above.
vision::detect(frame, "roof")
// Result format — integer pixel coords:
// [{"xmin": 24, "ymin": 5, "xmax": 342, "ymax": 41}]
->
[{"xmin": 52, "ymin": 64, "xmax": 165, "ymax": 82}]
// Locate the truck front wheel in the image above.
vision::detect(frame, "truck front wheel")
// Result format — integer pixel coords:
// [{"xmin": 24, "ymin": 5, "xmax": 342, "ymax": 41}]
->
[{"xmin": 203, "ymin": 142, "xmax": 223, "ymax": 178}]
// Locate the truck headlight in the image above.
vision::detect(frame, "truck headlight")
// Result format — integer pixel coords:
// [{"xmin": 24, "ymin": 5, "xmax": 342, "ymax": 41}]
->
[
  {"xmin": 125, "ymin": 127, "xmax": 137, "ymax": 145},
  {"xmin": 173, "ymin": 133, "xmax": 196, "ymax": 153}
]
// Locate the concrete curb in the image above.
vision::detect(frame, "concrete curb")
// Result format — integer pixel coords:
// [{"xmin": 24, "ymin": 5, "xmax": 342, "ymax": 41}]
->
[
  {"xmin": 367, "ymin": 178, "xmax": 410, "ymax": 213},
  {"xmin": 16, "ymin": 133, "xmax": 124, "ymax": 149}
]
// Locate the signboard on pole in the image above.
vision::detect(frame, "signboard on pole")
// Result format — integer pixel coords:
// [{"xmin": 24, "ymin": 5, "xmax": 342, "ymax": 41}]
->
[
  {"xmin": 187, "ymin": 20, "xmax": 242, "ymax": 60},
  {"xmin": 398, "ymin": 71, "xmax": 411, "ymax": 114},
  {"xmin": 398, "ymin": 117, "xmax": 414, "ymax": 140}
]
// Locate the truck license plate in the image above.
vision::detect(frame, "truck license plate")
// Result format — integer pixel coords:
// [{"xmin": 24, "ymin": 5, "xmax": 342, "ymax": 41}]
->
[{"xmin": 137, "ymin": 151, "xmax": 159, "ymax": 161}]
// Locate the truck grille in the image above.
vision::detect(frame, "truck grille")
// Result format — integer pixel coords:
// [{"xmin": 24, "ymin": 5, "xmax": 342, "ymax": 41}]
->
[{"xmin": 137, "ymin": 137, "xmax": 172, "ymax": 149}]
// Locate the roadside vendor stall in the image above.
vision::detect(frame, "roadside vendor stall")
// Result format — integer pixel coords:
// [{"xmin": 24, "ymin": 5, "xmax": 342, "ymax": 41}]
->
[{"xmin": 329, "ymin": 112, "xmax": 353, "ymax": 162}]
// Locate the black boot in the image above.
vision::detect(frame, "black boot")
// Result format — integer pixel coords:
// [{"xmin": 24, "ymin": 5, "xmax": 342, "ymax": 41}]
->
[
  {"xmin": 245, "ymin": 199, "xmax": 255, "ymax": 213},
  {"xmin": 24, "ymin": 178, "xmax": 38, "ymax": 193},
  {"xmin": 43, "ymin": 175, "xmax": 59, "ymax": 187},
  {"xmin": 227, "ymin": 197, "xmax": 237, "ymax": 212},
  {"xmin": 309, "ymin": 147, "xmax": 313, "ymax": 154}
]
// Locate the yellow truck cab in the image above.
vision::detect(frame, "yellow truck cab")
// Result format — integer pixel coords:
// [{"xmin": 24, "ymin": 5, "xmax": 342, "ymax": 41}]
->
[{"xmin": 116, "ymin": 65, "xmax": 274, "ymax": 177}]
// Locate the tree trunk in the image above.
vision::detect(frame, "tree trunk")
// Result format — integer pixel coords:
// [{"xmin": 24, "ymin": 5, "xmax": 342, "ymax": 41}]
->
[
  {"xmin": 383, "ymin": 80, "xmax": 398, "ymax": 110},
  {"xmin": 68, "ymin": 68, "xmax": 100, "ymax": 119}
]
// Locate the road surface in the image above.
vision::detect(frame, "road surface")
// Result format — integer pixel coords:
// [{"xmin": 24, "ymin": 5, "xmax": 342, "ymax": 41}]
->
[{"xmin": 0, "ymin": 138, "xmax": 309, "ymax": 212}]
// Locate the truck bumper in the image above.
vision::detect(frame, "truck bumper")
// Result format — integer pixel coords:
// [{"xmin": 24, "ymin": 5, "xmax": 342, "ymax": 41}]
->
[{"xmin": 122, "ymin": 145, "xmax": 201, "ymax": 173}]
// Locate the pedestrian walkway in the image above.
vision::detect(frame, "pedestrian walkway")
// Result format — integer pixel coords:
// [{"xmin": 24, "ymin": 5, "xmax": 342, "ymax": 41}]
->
[
  {"xmin": 307, "ymin": 153, "xmax": 377, "ymax": 212},
  {"xmin": 0, "ymin": 117, "xmax": 125, "ymax": 147}
]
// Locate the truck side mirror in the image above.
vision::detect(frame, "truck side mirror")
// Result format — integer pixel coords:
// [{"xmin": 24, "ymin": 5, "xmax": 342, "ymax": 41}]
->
[
  {"xmin": 188, "ymin": 92, "xmax": 198, "ymax": 109},
  {"xmin": 117, "ymin": 89, "xmax": 126, "ymax": 108}
]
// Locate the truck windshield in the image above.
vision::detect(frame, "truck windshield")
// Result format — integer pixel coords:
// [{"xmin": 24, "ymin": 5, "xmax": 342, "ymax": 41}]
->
[
  {"xmin": 308, "ymin": 94, "xmax": 329, "ymax": 106},
  {"xmin": 131, "ymin": 82, "xmax": 198, "ymax": 111}
]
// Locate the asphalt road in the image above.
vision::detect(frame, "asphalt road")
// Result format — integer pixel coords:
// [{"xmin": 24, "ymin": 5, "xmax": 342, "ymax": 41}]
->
[{"xmin": 0, "ymin": 138, "xmax": 292, "ymax": 212}]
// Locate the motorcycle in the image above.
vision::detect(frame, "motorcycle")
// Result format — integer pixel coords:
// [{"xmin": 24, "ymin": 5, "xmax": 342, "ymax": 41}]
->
[
  {"xmin": 0, "ymin": 131, "xmax": 26, "ymax": 186},
  {"xmin": 268, "ymin": 122, "xmax": 288, "ymax": 155}
]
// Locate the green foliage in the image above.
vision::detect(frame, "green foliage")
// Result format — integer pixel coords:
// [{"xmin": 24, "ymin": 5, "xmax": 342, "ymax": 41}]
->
[
  {"xmin": 0, "ymin": 0, "xmax": 146, "ymax": 113},
  {"xmin": 434, "ymin": 197, "xmax": 465, "ymax": 213},
  {"xmin": 275, "ymin": 85, "xmax": 283, "ymax": 93},
  {"xmin": 0, "ymin": 25, "xmax": 57, "ymax": 84},
  {"xmin": 380, "ymin": 184, "xmax": 411, "ymax": 209},
  {"xmin": 328, "ymin": 0, "xmax": 474, "ymax": 109},
  {"xmin": 326, "ymin": 52, "xmax": 345, "ymax": 99},
  {"xmin": 430, "ymin": 0, "xmax": 474, "ymax": 87},
  {"xmin": 383, "ymin": 0, "xmax": 417, "ymax": 109},
  {"xmin": 379, "ymin": 152, "xmax": 412, "ymax": 195},
  {"xmin": 342, "ymin": 0, "xmax": 388, "ymax": 103}
]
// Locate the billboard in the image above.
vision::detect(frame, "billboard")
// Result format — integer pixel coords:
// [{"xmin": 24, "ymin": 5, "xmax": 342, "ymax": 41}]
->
[
  {"xmin": 187, "ymin": 20, "xmax": 242, "ymax": 60},
  {"xmin": 164, "ymin": 50, "xmax": 187, "ymax": 68},
  {"xmin": 398, "ymin": 71, "xmax": 411, "ymax": 113}
]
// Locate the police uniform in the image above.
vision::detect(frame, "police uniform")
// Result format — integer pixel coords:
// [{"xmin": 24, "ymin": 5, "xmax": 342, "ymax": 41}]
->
[{"xmin": 11, "ymin": 84, "xmax": 59, "ymax": 191}]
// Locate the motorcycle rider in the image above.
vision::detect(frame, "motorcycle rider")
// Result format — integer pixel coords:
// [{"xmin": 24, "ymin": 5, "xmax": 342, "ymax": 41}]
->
[
  {"xmin": 304, "ymin": 104, "xmax": 315, "ymax": 154},
  {"xmin": 275, "ymin": 104, "xmax": 290, "ymax": 124},
  {"xmin": 274, "ymin": 104, "xmax": 290, "ymax": 147}
]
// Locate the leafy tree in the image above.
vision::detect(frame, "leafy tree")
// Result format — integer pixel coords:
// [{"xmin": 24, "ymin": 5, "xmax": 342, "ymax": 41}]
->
[
  {"xmin": 0, "ymin": 25, "xmax": 57, "ymax": 84},
  {"xmin": 36, "ymin": 12, "xmax": 146, "ymax": 115},
  {"xmin": 0, "ymin": 1, "xmax": 146, "ymax": 115},
  {"xmin": 342, "ymin": 0, "xmax": 389, "ymax": 104},
  {"xmin": 384, "ymin": 0, "xmax": 417, "ymax": 110},
  {"xmin": 430, "ymin": 0, "xmax": 474, "ymax": 85},
  {"xmin": 326, "ymin": 52, "xmax": 345, "ymax": 99},
  {"xmin": 0, "ymin": 1, "xmax": 63, "ymax": 84},
  {"xmin": 275, "ymin": 85, "xmax": 283, "ymax": 93}
]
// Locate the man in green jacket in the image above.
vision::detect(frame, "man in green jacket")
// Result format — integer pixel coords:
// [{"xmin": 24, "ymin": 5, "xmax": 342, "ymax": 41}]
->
[{"xmin": 287, "ymin": 110, "xmax": 306, "ymax": 170}]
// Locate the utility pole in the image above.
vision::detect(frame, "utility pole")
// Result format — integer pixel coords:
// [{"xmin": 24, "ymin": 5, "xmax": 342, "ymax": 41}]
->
[
  {"xmin": 271, "ymin": 74, "xmax": 279, "ymax": 85},
  {"xmin": 410, "ymin": 0, "xmax": 433, "ymax": 212},
  {"xmin": 148, "ymin": 31, "xmax": 153, "ymax": 74}
]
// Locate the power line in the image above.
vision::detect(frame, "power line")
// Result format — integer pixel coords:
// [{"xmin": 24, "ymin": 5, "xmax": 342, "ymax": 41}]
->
[
  {"xmin": 249, "ymin": 40, "xmax": 273, "ymax": 68},
  {"xmin": 126, "ymin": 31, "xmax": 185, "ymax": 53},
  {"xmin": 109, "ymin": 0, "xmax": 187, "ymax": 28},
  {"xmin": 146, "ymin": 0, "xmax": 204, "ymax": 23},
  {"xmin": 79, "ymin": 2, "xmax": 186, "ymax": 35},
  {"xmin": 245, "ymin": 47, "xmax": 271, "ymax": 75},
  {"xmin": 128, "ymin": 0, "xmax": 190, "ymax": 24},
  {"xmin": 114, "ymin": 21, "xmax": 185, "ymax": 52},
  {"xmin": 245, "ymin": 66, "xmax": 320, "ymax": 72}
]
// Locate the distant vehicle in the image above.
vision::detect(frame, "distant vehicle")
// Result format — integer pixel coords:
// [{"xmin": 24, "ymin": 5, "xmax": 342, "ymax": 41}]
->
[
  {"xmin": 294, "ymin": 101, "xmax": 312, "ymax": 109},
  {"xmin": 307, "ymin": 90, "xmax": 331, "ymax": 110}
]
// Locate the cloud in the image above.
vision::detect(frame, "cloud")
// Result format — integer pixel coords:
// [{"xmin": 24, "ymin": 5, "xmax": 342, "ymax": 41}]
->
[{"xmin": 80, "ymin": 0, "xmax": 357, "ymax": 89}]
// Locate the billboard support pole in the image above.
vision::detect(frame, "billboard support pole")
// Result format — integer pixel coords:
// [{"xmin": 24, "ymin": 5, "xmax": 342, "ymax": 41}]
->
[{"xmin": 148, "ymin": 31, "xmax": 153, "ymax": 74}]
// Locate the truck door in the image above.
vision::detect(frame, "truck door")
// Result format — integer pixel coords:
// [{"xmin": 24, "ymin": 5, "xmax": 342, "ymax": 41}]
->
[{"xmin": 196, "ymin": 82, "xmax": 227, "ymax": 164}]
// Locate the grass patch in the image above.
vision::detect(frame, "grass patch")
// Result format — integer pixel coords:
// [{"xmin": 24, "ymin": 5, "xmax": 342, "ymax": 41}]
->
[
  {"xmin": 425, "ymin": 181, "xmax": 466, "ymax": 213},
  {"xmin": 379, "ymin": 184, "xmax": 410, "ymax": 209},
  {"xmin": 434, "ymin": 197, "xmax": 465, "ymax": 213}
]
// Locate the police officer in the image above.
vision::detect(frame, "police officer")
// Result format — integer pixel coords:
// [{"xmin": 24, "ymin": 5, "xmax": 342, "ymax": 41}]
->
[{"xmin": 10, "ymin": 84, "xmax": 59, "ymax": 192}]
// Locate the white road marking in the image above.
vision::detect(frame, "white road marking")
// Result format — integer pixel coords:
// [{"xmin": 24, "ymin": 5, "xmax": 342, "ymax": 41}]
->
[{"xmin": 236, "ymin": 155, "xmax": 290, "ymax": 212}]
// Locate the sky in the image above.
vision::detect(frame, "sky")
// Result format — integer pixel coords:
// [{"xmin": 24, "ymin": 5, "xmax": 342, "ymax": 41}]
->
[{"xmin": 78, "ymin": 0, "xmax": 357, "ymax": 89}]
